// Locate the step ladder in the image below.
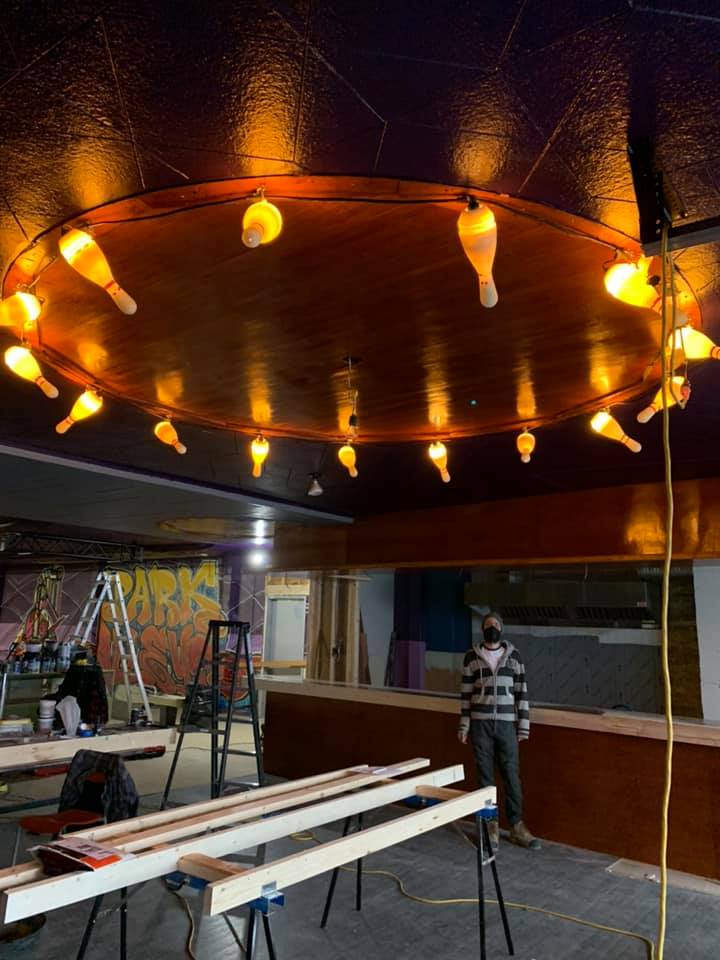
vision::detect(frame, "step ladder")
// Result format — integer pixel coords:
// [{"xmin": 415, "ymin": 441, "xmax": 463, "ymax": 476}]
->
[
  {"xmin": 71, "ymin": 570, "xmax": 151, "ymax": 719},
  {"xmin": 160, "ymin": 620, "xmax": 264, "ymax": 808}
]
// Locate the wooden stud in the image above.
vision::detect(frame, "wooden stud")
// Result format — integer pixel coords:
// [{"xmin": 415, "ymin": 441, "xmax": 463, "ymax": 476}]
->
[
  {"xmin": 0, "ymin": 764, "xmax": 463, "ymax": 922},
  {"xmin": 205, "ymin": 784, "xmax": 496, "ymax": 915}
]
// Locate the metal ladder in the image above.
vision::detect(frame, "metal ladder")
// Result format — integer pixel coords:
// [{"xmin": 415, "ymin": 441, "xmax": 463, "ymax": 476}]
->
[
  {"xmin": 160, "ymin": 620, "xmax": 264, "ymax": 808},
  {"xmin": 72, "ymin": 569, "xmax": 151, "ymax": 719}
]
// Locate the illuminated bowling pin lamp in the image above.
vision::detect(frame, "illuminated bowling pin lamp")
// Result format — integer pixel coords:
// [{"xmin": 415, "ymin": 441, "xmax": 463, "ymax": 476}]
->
[
  {"xmin": 58, "ymin": 228, "xmax": 137, "ymax": 315},
  {"xmin": 0, "ymin": 291, "xmax": 42, "ymax": 333},
  {"xmin": 457, "ymin": 199, "xmax": 498, "ymax": 308},
  {"xmin": 516, "ymin": 429, "xmax": 536, "ymax": 464},
  {"xmin": 56, "ymin": 388, "xmax": 103, "ymax": 434},
  {"xmin": 603, "ymin": 257, "xmax": 661, "ymax": 310},
  {"xmin": 590, "ymin": 411, "xmax": 641, "ymax": 453},
  {"xmin": 338, "ymin": 443, "xmax": 358, "ymax": 478},
  {"xmin": 154, "ymin": 419, "xmax": 187, "ymax": 454},
  {"xmin": 250, "ymin": 435, "xmax": 270, "ymax": 478},
  {"xmin": 428, "ymin": 441, "xmax": 451, "ymax": 482},
  {"xmin": 242, "ymin": 197, "xmax": 283, "ymax": 248},
  {"xmin": 4, "ymin": 345, "xmax": 58, "ymax": 398},
  {"xmin": 637, "ymin": 377, "xmax": 690, "ymax": 424}
]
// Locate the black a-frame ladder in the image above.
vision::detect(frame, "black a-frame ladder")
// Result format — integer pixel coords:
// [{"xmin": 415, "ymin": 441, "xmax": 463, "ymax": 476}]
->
[{"xmin": 161, "ymin": 620, "xmax": 264, "ymax": 807}]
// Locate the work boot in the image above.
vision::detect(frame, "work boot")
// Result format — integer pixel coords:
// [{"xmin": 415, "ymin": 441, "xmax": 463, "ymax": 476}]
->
[
  {"xmin": 487, "ymin": 819, "xmax": 499, "ymax": 851},
  {"xmin": 509, "ymin": 821, "xmax": 541, "ymax": 850}
]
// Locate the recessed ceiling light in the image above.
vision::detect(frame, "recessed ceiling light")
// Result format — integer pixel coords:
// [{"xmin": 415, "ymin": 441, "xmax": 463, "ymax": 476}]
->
[{"xmin": 248, "ymin": 550, "xmax": 269, "ymax": 568}]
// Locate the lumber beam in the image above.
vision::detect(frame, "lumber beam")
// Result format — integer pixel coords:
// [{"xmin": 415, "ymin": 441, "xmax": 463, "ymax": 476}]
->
[
  {"xmin": 205, "ymin": 784, "xmax": 496, "ymax": 915},
  {"xmin": 0, "ymin": 764, "xmax": 463, "ymax": 922},
  {"xmin": 178, "ymin": 854, "xmax": 247, "ymax": 883},
  {"xmin": 68, "ymin": 758, "xmax": 430, "ymax": 845}
]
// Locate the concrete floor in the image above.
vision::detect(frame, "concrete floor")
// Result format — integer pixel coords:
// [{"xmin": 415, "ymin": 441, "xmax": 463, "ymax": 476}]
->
[{"xmin": 1, "ymin": 733, "xmax": 718, "ymax": 959}]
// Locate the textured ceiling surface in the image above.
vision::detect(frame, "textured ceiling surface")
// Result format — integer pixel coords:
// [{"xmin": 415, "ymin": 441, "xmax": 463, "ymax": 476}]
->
[{"xmin": 1, "ymin": 0, "xmax": 720, "ymax": 536}]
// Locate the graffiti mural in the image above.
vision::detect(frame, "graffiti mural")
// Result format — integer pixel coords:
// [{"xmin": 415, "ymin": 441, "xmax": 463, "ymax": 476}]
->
[{"xmin": 97, "ymin": 561, "xmax": 223, "ymax": 695}]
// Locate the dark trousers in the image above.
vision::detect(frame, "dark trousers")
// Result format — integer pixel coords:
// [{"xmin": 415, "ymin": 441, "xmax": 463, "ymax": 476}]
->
[{"xmin": 470, "ymin": 719, "xmax": 523, "ymax": 826}]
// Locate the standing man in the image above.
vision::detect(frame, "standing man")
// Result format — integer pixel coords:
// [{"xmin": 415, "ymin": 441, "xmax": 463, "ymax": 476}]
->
[{"xmin": 458, "ymin": 611, "xmax": 540, "ymax": 850}]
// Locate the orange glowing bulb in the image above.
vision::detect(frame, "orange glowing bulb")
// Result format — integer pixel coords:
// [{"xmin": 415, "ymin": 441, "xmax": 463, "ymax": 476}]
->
[
  {"xmin": 669, "ymin": 326, "xmax": 720, "ymax": 363},
  {"xmin": 250, "ymin": 434, "xmax": 270, "ymax": 477},
  {"xmin": 154, "ymin": 420, "xmax": 187, "ymax": 454},
  {"xmin": 58, "ymin": 228, "xmax": 136, "ymax": 314},
  {"xmin": 603, "ymin": 257, "xmax": 660, "ymax": 309},
  {"xmin": 457, "ymin": 201, "xmax": 498, "ymax": 307},
  {"xmin": 428, "ymin": 440, "xmax": 450, "ymax": 482},
  {"xmin": 242, "ymin": 199, "xmax": 283, "ymax": 248},
  {"xmin": 4, "ymin": 345, "xmax": 58, "ymax": 398},
  {"xmin": 590, "ymin": 411, "xmax": 641, "ymax": 453},
  {"xmin": 338, "ymin": 443, "xmax": 358, "ymax": 478},
  {"xmin": 56, "ymin": 388, "xmax": 103, "ymax": 434},
  {"xmin": 516, "ymin": 429, "xmax": 535, "ymax": 464},
  {"xmin": 637, "ymin": 377, "xmax": 689, "ymax": 424},
  {"xmin": 0, "ymin": 292, "xmax": 41, "ymax": 332}
]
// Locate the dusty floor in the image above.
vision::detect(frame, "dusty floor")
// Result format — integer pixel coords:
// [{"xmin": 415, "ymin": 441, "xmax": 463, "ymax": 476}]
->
[{"xmin": 0, "ymin": 729, "xmax": 717, "ymax": 959}]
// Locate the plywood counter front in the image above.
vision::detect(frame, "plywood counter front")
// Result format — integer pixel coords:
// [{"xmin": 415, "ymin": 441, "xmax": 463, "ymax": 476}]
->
[{"xmin": 260, "ymin": 679, "xmax": 720, "ymax": 879}]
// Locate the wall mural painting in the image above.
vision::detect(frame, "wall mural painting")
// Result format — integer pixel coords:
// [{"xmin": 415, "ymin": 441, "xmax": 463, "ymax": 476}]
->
[{"xmin": 97, "ymin": 561, "xmax": 223, "ymax": 695}]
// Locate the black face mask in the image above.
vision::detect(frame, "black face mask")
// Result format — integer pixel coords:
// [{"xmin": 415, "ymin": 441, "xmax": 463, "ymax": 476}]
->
[{"xmin": 483, "ymin": 626, "xmax": 501, "ymax": 646}]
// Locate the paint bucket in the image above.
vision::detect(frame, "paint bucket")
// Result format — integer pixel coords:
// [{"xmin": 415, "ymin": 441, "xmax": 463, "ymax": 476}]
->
[
  {"xmin": 36, "ymin": 717, "xmax": 53, "ymax": 734},
  {"xmin": 38, "ymin": 700, "xmax": 56, "ymax": 719}
]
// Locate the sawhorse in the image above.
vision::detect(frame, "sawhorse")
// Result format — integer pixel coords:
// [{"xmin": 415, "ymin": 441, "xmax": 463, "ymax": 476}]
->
[{"xmin": 320, "ymin": 801, "xmax": 514, "ymax": 960}]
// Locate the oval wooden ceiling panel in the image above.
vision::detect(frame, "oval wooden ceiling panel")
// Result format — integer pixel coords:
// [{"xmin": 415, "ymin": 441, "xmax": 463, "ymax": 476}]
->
[{"xmin": 6, "ymin": 176, "xmax": 671, "ymax": 442}]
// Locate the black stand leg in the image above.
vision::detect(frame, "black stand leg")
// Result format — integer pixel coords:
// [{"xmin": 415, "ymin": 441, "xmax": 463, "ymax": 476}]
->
[
  {"xmin": 120, "ymin": 887, "xmax": 127, "ymax": 960},
  {"xmin": 476, "ymin": 817, "xmax": 486, "ymax": 960},
  {"xmin": 246, "ymin": 907, "xmax": 257, "ymax": 959},
  {"xmin": 355, "ymin": 812, "xmax": 363, "ymax": 912},
  {"xmin": 77, "ymin": 895, "xmax": 104, "ymax": 960},
  {"xmin": 320, "ymin": 816, "xmax": 353, "ymax": 928},
  {"xmin": 482, "ymin": 821, "xmax": 514, "ymax": 956},
  {"xmin": 119, "ymin": 888, "xmax": 128, "ymax": 960},
  {"xmin": 262, "ymin": 912, "xmax": 278, "ymax": 960}
]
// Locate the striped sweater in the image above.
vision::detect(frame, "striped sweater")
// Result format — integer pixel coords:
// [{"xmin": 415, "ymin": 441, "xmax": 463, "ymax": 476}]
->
[{"xmin": 459, "ymin": 640, "xmax": 530, "ymax": 738}]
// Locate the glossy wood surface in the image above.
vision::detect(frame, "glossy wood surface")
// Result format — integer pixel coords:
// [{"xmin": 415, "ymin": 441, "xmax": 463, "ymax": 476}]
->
[
  {"xmin": 264, "ymin": 691, "xmax": 720, "ymax": 878},
  {"xmin": 273, "ymin": 477, "xmax": 720, "ymax": 569},
  {"xmin": 4, "ymin": 176, "xmax": 672, "ymax": 442}
]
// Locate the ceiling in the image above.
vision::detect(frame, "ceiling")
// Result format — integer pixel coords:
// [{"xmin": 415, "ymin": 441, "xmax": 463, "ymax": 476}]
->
[{"xmin": 0, "ymin": 0, "xmax": 719, "ymax": 545}]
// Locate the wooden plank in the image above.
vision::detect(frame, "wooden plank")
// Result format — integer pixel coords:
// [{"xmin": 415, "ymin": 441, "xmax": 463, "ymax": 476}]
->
[
  {"xmin": 105, "ymin": 768, "xmax": 421, "ymax": 851},
  {"xmin": 0, "ymin": 727, "xmax": 176, "ymax": 772},
  {"xmin": 71, "ymin": 758, "xmax": 429, "ymax": 845},
  {"xmin": 415, "ymin": 785, "xmax": 466, "ymax": 801},
  {"xmin": 0, "ymin": 764, "xmax": 464, "ymax": 922},
  {"xmin": 205, "ymin": 784, "xmax": 496, "ymax": 915},
  {"xmin": 259, "ymin": 660, "xmax": 307, "ymax": 670},
  {"xmin": 177, "ymin": 854, "xmax": 247, "ymax": 883}
]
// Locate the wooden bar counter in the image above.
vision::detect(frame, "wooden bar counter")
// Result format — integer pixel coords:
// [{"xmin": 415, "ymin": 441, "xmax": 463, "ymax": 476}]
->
[{"xmin": 260, "ymin": 678, "xmax": 720, "ymax": 879}]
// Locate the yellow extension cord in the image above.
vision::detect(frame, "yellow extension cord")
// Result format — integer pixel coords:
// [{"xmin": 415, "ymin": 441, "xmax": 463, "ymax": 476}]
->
[
  {"xmin": 290, "ymin": 828, "xmax": 655, "ymax": 959},
  {"xmin": 656, "ymin": 223, "xmax": 676, "ymax": 960}
]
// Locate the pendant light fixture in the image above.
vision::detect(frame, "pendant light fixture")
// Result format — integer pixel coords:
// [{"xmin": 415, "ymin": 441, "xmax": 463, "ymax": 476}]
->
[
  {"xmin": 590, "ymin": 411, "xmax": 641, "ymax": 453},
  {"xmin": 58, "ymin": 227, "xmax": 137, "ymax": 314},
  {"xmin": 4, "ymin": 345, "xmax": 58, "ymax": 398},
  {"xmin": 0, "ymin": 291, "xmax": 42, "ymax": 332},
  {"xmin": 516, "ymin": 429, "xmax": 535, "ymax": 464},
  {"xmin": 250, "ymin": 434, "xmax": 270, "ymax": 478},
  {"xmin": 637, "ymin": 377, "xmax": 690, "ymax": 424},
  {"xmin": 242, "ymin": 192, "xmax": 283, "ymax": 248},
  {"xmin": 338, "ymin": 443, "xmax": 358, "ymax": 477},
  {"xmin": 457, "ymin": 198, "xmax": 498, "ymax": 307},
  {"xmin": 56, "ymin": 388, "xmax": 103, "ymax": 434},
  {"xmin": 428, "ymin": 440, "xmax": 451, "ymax": 482},
  {"xmin": 603, "ymin": 256, "xmax": 660, "ymax": 309},
  {"xmin": 154, "ymin": 419, "xmax": 187, "ymax": 454},
  {"xmin": 307, "ymin": 475, "xmax": 323, "ymax": 496}
]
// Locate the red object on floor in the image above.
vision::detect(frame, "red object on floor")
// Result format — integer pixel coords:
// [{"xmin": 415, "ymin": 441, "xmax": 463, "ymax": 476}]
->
[
  {"xmin": 32, "ymin": 764, "xmax": 70, "ymax": 778},
  {"xmin": 19, "ymin": 809, "xmax": 104, "ymax": 837}
]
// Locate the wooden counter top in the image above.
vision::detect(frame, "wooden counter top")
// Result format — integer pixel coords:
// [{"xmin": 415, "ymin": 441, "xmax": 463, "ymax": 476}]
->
[{"xmin": 257, "ymin": 677, "xmax": 720, "ymax": 748}]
